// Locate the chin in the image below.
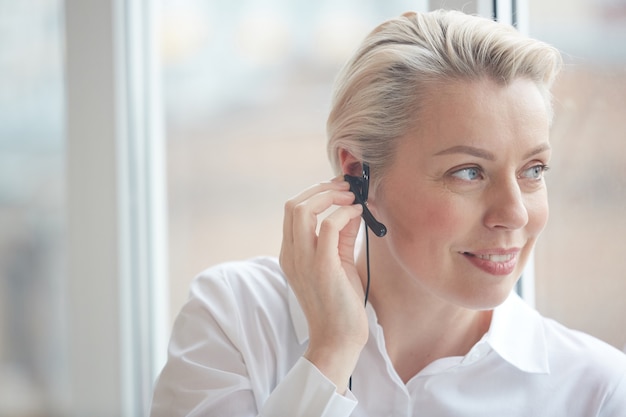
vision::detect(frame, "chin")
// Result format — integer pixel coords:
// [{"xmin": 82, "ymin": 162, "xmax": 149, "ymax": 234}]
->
[{"xmin": 454, "ymin": 278, "xmax": 518, "ymax": 311}]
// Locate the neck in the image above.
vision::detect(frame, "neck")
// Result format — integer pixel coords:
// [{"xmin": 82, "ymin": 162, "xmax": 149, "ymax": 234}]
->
[{"xmin": 356, "ymin": 239, "xmax": 493, "ymax": 383}]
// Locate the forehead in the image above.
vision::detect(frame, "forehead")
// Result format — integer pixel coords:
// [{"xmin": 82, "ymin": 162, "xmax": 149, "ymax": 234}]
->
[
  {"xmin": 422, "ymin": 77, "xmax": 546, "ymax": 115},
  {"xmin": 404, "ymin": 77, "xmax": 550, "ymax": 153}
]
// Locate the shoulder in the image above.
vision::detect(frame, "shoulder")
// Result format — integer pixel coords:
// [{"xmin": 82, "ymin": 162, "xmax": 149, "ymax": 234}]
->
[
  {"xmin": 540, "ymin": 315, "xmax": 626, "ymax": 403},
  {"xmin": 195, "ymin": 255, "xmax": 285, "ymax": 284},
  {"xmin": 504, "ymin": 295, "xmax": 626, "ymax": 376},
  {"xmin": 184, "ymin": 256, "xmax": 295, "ymax": 334},
  {"xmin": 154, "ymin": 257, "xmax": 302, "ymax": 413},
  {"xmin": 176, "ymin": 256, "xmax": 299, "ymax": 351},
  {"xmin": 189, "ymin": 256, "xmax": 288, "ymax": 308},
  {"xmin": 542, "ymin": 316, "xmax": 626, "ymax": 369}
]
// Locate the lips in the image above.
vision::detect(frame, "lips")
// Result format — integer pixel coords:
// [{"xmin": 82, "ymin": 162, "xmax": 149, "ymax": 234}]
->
[
  {"xmin": 461, "ymin": 249, "xmax": 520, "ymax": 276},
  {"xmin": 466, "ymin": 253, "xmax": 516, "ymax": 262}
]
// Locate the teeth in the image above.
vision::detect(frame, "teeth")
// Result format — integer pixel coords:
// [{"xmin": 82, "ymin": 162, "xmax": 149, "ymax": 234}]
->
[{"xmin": 475, "ymin": 254, "xmax": 514, "ymax": 262}]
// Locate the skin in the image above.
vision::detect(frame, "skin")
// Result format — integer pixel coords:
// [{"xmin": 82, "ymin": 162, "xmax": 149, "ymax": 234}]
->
[{"xmin": 280, "ymin": 77, "xmax": 551, "ymax": 393}]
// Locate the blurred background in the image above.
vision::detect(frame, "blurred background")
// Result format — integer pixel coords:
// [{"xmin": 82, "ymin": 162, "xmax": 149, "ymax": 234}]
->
[{"xmin": 0, "ymin": 0, "xmax": 625, "ymax": 415}]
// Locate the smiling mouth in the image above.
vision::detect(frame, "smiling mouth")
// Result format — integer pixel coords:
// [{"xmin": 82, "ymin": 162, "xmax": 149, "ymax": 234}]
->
[
  {"xmin": 462, "ymin": 252, "xmax": 516, "ymax": 262},
  {"xmin": 461, "ymin": 250, "xmax": 520, "ymax": 276}
]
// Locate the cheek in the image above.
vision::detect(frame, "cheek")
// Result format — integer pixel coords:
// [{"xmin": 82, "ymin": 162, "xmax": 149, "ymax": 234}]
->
[
  {"xmin": 383, "ymin": 191, "xmax": 473, "ymax": 247},
  {"xmin": 527, "ymin": 191, "xmax": 550, "ymax": 236},
  {"xmin": 382, "ymin": 189, "xmax": 548, "ymax": 247}
]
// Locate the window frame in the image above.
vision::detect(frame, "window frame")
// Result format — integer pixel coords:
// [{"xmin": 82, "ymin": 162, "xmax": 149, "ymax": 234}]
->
[{"xmin": 64, "ymin": 0, "xmax": 167, "ymax": 414}]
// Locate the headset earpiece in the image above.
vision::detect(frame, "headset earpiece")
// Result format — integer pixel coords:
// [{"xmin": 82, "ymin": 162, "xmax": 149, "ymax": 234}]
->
[{"xmin": 344, "ymin": 163, "xmax": 387, "ymax": 237}]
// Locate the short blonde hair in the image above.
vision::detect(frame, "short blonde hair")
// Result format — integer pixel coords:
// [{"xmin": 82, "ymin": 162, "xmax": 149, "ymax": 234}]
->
[{"xmin": 326, "ymin": 10, "xmax": 562, "ymax": 181}]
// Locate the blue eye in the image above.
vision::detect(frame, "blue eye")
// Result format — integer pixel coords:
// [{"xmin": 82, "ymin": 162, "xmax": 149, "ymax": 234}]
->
[
  {"xmin": 451, "ymin": 167, "xmax": 483, "ymax": 181},
  {"xmin": 521, "ymin": 164, "xmax": 549, "ymax": 180}
]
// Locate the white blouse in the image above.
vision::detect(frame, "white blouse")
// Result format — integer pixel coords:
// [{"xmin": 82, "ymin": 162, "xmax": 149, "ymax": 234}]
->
[{"xmin": 150, "ymin": 257, "xmax": 626, "ymax": 416}]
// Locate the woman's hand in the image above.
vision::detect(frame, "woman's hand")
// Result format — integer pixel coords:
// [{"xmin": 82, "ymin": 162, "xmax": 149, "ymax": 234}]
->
[{"xmin": 280, "ymin": 177, "xmax": 368, "ymax": 394}]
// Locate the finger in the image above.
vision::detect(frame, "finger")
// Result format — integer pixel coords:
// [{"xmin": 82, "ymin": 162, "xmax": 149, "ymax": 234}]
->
[
  {"xmin": 281, "ymin": 179, "xmax": 351, "ymax": 273},
  {"xmin": 337, "ymin": 210, "xmax": 364, "ymax": 264},
  {"xmin": 315, "ymin": 204, "xmax": 363, "ymax": 272},
  {"xmin": 288, "ymin": 178, "xmax": 350, "ymax": 210},
  {"xmin": 291, "ymin": 189, "xmax": 356, "ymax": 258},
  {"xmin": 282, "ymin": 179, "xmax": 350, "ymax": 244}
]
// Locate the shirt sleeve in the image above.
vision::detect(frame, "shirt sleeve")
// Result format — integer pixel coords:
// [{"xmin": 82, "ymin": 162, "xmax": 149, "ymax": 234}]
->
[
  {"xmin": 260, "ymin": 357, "xmax": 357, "ymax": 417},
  {"xmin": 149, "ymin": 263, "xmax": 358, "ymax": 417}
]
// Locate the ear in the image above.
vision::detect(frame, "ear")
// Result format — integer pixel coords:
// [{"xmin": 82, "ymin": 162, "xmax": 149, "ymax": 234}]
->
[{"xmin": 339, "ymin": 148, "xmax": 362, "ymax": 177}]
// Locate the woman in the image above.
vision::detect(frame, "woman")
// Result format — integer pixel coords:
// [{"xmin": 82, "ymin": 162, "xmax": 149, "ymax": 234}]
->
[{"xmin": 150, "ymin": 10, "xmax": 626, "ymax": 416}]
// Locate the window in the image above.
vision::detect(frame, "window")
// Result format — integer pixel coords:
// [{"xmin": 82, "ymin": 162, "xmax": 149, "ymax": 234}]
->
[
  {"xmin": 2, "ymin": 1, "xmax": 622, "ymax": 416},
  {"xmin": 162, "ymin": 0, "xmax": 626, "ymax": 354},
  {"xmin": 0, "ymin": 1, "xmax": 68, "ymax": 414},
  {"xmin": 529, "ymin": 0, "xmax": 626, "ymax": 352},
  {"xmin": 161, "ymin": 0, "xmax": 427, "ymax": 325}
]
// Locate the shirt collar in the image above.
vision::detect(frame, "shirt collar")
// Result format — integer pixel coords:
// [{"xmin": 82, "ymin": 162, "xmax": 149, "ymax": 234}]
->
[
  {"xmin": 485, "ymin": 292, "xmax": 550, "ymax": 374},
  {"xmin": 289, "ymin": 286, "xmax": 550, "ymax": 374}
]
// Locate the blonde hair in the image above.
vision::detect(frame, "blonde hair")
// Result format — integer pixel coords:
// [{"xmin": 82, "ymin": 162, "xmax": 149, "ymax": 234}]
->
[{"xmin": 326, "ymin": 10, "xmax": 562, "ymax": 182}]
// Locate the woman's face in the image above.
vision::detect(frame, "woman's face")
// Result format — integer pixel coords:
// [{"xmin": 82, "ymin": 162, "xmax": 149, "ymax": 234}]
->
[{"xmin": 370, "ymin": 77, "xmax": 551, "ymax": 309}]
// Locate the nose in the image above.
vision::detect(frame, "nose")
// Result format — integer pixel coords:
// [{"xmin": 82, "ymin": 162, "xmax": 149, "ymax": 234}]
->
[{"xmin": 483, "ymin": 178, "xmax": 529, "ymax": 230}]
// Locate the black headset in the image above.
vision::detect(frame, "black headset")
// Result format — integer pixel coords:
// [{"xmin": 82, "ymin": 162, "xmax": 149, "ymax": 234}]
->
[
  {"xmin": 344, "ymin": 163, "xmax": 387, "ymax": 237},
  {"xmin": 344, "ymin": 163, "xmax": 386, "ymax": 392}
]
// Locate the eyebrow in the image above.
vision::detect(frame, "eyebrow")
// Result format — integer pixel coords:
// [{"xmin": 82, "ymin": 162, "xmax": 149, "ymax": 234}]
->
[
  {"xmin": 433, "ymin": 145, "xmax": 495, "ymax": 160},
  {"xmin": 522, "ymin": 143, "xmax": 552, "ymax": 159},
  {"xmin": 433, "ymin": 143, "xmax": 551, "ymax": 160}
]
